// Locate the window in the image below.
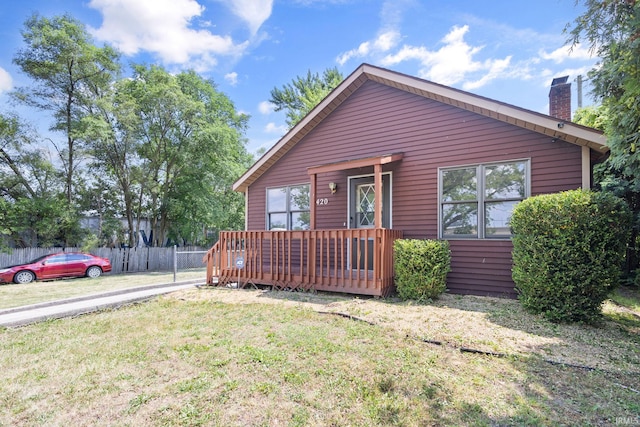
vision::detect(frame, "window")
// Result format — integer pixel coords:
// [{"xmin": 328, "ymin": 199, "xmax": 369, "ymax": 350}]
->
[
  {"xmin": 439, "ymin": 160, "xmax": 529, "ymax": 239},
  {"xmin": 67, "ymin": 254, "xmax": 90, "ymax": 261},
  {"xmin": 45, "ymin": 255, "xmax": 67, "ymax": 264},
  {"xmin": 267, "ymin": 184, "xmax": 310, "ymax": 230}
]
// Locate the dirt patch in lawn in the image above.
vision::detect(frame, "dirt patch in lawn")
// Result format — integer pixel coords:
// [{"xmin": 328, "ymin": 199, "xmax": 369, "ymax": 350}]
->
[{"xmin": 169, "ymin": 286, "xmax": 640, "ymax": 374}]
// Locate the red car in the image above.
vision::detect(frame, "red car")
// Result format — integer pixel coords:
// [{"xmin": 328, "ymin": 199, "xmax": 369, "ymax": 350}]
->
[{"xmin": 0, "ymin": 252, "xmax": 112, "ymax": 284}]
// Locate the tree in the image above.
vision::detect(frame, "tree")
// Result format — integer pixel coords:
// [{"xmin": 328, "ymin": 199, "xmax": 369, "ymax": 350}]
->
[
  {"xmin": 0, "ymin": 112, "xmax": 75, "ymax": 248},
  {"xmin": 269, "ymin": 67, "xmax": 344, "ymax": 128},
  {"xmin": 168, "ymin": 69, "xmax": 252, "ymax": 244},
  {"xmin": 567, "ymin": 1, "xmax": 640, "ymax": 278},
  {"xmin": 572, "ymin": 105, "xmax": 608, "ymax": 130},
  {"xmin": 87, "ymin": 65, "xmax": 251, "ymax": 247},
  {"xmin": 83, "ymin": 74, "xmax": 144, "ymax": 248},
  {"xmin": 0, "ymin": 113, "xmax": 40, "ymax": 200},
  {"xmin": 12, "ymin": 13, "xmax": 120, "ymax": 206}
]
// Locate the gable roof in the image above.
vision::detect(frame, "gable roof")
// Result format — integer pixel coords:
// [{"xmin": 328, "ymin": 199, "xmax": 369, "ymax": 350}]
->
[{"xmin": 234, "ymin": 63, "xmax": 607, "ymax": 192}]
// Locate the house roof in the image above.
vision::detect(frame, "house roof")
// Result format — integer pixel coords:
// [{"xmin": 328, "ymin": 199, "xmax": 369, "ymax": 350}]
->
[{"xmin": 233, "ymin": 63, "xmax": 607, "ymax": 192}]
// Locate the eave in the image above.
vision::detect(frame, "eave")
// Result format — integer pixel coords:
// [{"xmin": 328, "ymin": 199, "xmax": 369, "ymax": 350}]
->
[{"xmin": 233, "ymin": 63, "xmax": 607, "ymax": 193}]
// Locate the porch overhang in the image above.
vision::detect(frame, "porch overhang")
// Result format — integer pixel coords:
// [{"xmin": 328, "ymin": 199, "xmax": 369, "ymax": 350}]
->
[
  {"xmin": 307, "ymin": 153, "xmax": 404, "ymax": 174},
  {"xmin": 307, "ymin": 153, "xmax": 403, "ymax": 229}
]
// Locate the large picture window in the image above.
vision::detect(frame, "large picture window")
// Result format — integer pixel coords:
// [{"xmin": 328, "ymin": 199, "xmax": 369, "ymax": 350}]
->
[
  {"xmin": 266, "ymin": 184, "xmax": 310, "ymax": 230},
  {"xmin": 439, "ymin": 160, "xmax": 529, "ymax": 239}
]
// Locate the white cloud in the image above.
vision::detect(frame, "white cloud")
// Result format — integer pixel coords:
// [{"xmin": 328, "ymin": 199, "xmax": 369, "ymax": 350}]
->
[
  {"xmin": 258, "ymin": 101, "xmax": 275, "ymax": 114},
  {"xmin": 337, "ymin": 0, "xmax": 411, "ymax": 66},
  {"xmin": 225, "ymin": 72, "xmax": 238, "ymax": 86},
  {"xmin": 462, "ymin": 56, "xmax": 512, "ymax": 90},
  {"xmin": 265, "ymin": 122, "xmax": 287, "ymax": 134},
  {"xmin": 337, "ymin": 30, "xmax": 400, "ymax": 65},
  {"xmin": 374, "ymin": 31, "xmax": 400, "ymax": 51},
  {"xmin": 539, "ymin": 43, "xmax": 594, "ymax": 64},
  {"xmin": 88, "ymin": 0, "xmax": 249, "ymax": 69},
  {"xmin": 220, "ymin": 0, "xmax": 273, "ymax": 35},
  {"xmin": 382, "ymin": 25, "xmax": 507, "ymax": 87},
  {"xmin": 0, "ymin": 67, "xmax": 12, "ymax": 93}
]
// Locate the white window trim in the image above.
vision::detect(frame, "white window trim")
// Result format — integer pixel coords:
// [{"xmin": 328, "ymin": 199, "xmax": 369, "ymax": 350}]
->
[
  {"xmin": 438, "ymin": 159, "xmax": 531, "ymax": 239},
  {"xmin": 265, "ymin": 183, "xmax": 310, "ymax": 230}
]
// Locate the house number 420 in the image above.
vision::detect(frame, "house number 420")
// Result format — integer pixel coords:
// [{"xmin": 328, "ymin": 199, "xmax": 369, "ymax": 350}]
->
[{"xmin": 316, "ymin": 198, "xmax": 329, "ymax": 205}]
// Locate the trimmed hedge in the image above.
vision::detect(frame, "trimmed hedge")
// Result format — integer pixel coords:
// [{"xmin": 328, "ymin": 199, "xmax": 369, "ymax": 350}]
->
[
  {"xmin": 394, "ymin": 239, "xmax": 451, "ymax": 301},
  {"xmin": 510, "ymin": 189, "xmax": 631, "ymax": 323}
]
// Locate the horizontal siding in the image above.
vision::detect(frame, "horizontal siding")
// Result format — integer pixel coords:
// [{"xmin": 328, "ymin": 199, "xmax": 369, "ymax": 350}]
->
[
  {"xmin": 247, "ymin": 80, "xmax": 585, "ymax": 296},
  {"xmin": 447, "ymin": 240, "xmax": 516, "ymax": 297}
]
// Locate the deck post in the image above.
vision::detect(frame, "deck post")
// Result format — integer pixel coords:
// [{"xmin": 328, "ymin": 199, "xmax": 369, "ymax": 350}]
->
[
  {"xmin": 374, "ymin": 164, "xmax": 383, "ymax": 229},
  {"xmin": 310, "ymin": 173, "xmax": 317, "ymax": 229}
]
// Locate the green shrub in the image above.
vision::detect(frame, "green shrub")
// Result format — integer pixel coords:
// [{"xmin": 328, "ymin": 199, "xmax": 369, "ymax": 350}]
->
[
  {"xmin": 511, "ymin": 189, "xmax": 631, "ymax": 323},
  {"xmin": 394, "ymin": 239, "xmax": 451, "ymax": 301}
]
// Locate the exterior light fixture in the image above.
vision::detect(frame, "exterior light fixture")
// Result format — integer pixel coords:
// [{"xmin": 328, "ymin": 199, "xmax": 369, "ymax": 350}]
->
[{"xmin": 329, "ymin": 182, "xmax": 337, "ymax": 194}]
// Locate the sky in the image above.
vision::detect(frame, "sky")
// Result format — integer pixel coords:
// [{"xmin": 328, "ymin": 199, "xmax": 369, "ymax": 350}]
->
[{"xmin": 0, "ymin": 0, "xmax": 599, "ymax": 155}]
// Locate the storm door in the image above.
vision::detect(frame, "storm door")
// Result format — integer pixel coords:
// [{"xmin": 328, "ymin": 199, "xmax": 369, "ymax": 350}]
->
[{"xmin": 348, "ymin": 174, "xmax": 391, "ymax": 269}]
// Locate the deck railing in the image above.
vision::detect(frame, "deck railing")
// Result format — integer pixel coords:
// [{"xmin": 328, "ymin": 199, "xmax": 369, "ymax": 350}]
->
[
  {"xmin": 204, "ymin": 228, "xmax": 403, "ymax": 297},
  {"xmin": 203, "ymin": 241, "xmax": 221, "ymax": 285}
]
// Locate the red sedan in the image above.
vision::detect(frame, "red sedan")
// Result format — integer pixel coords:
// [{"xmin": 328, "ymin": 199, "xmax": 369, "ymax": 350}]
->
[{"xmin": 0, "ymin": 252, "xmax": 112, "ymax": 284}]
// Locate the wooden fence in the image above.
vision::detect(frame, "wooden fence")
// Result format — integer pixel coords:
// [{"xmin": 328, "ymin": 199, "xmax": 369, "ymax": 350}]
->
[{"xmin": 0, "ymin": 247, "xmax": 207, "ymax": 275}]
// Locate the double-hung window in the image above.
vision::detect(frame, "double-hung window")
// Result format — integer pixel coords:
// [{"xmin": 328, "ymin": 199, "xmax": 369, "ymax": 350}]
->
[
  {"xmin": 266, "ymin": 184, "xmax": 310, "ymax": 230},
  {"xmin": 439, "ymin": 160, "xmax": 529, "ymax": 239}
]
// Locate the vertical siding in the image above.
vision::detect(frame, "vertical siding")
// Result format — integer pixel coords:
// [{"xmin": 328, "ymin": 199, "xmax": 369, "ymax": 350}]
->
[{"xmin": 247, "ymin": 80, "xmax": 584, "ymax": 296}]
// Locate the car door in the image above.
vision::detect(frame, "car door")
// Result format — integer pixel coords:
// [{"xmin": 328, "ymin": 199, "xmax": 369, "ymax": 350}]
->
[
  {"xmin": 64, "ymin": 254, "xmax": 90, "ymax": 277},
  {"xmin": 40, "ymin": 254, "xmax": 68, "ymax": 279}
]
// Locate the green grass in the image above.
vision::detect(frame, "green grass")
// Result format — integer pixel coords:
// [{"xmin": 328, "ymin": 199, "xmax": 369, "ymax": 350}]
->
[
  {"xmin": 605, "ymin": 286, "xmax": 640, "ymax": 331},
  {"xmin": 0, "ymin": 269, "xmax": 205, "ymax": 309},
  {"xmin": 610, "ymin": 286, "xmax": 640, "ymax": 312},
  {"xmin": 0, "ymin": 293, "xmax": 638, "ymax": 426}
]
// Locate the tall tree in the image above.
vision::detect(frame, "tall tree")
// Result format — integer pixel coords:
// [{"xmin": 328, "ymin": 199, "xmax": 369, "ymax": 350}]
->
[
  {"xmin": 269, "ymin": 67, "xmax": 344, "ymax": 128},
  {"xmin": 84, "ymin": 75, "xmax": 144, "ymax": 247},
  {"xmin": 0, "ymin": 113, "xmax": 40, "ymax": 199},
  {"xmin": 168, "ymin": 70, "xmax": 252, "ymax": 244},
  {"xmin": 12, "ymin": 13, "xmax": 120, "ymax": 206},
  {"xmin": 567, "ymin": 0, "xmax": 640, "ymax": 276},
  {"xmin": 0, "ymin": 112, "xmax": 75, "ymax": 247},
  {"xmin": 89, "ymin": 65, "xmax": 251, "ymax": 246}
]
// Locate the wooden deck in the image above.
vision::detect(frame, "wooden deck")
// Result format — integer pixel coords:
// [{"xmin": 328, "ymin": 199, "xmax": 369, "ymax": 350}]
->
[{"xmin": 204, "ymin": 229, "xmax": 403, "ymax": 297}]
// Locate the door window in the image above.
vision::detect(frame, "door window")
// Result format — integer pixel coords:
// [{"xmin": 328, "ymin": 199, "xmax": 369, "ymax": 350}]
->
[{"xmin": 356, "ymin": 183, "xmax": 376, "ymax": 228}]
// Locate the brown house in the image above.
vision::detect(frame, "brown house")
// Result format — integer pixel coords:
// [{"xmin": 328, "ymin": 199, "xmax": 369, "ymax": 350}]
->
[{"xmin": 205, "ymin": 63, "xmax": 607, "ymax": 297}]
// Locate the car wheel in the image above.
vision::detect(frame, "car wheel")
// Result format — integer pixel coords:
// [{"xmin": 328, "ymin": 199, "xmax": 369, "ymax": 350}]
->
[
  {"xmin": 86, "ymin": 266, "xmax": 102, "ymax": 278},
  {"xmin": 14, "ymin": 271, "xmax": 35, "ymax": 284}
]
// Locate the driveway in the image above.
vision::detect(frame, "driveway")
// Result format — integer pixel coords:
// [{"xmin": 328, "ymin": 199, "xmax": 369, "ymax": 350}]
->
[{"xmin": 0, "ymin": 280, "xmax": 203, "ymax": 327}]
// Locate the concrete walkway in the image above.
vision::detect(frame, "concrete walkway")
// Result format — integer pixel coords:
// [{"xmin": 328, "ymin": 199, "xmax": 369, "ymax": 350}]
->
[{"xmin": 0, "ymin": 280, "xmax": 204, "ymax": 327}]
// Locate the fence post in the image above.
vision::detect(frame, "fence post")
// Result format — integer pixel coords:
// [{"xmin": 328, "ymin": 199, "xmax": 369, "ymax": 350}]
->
[{"xmin": 173, "ymin": 245, "xmax": 177, "ymax": 283}]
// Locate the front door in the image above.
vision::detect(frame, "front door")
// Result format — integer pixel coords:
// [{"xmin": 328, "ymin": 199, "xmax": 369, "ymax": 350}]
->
[
  {"xmin": 349, "ymin": 174, "xmax": 391, "ymax": 269},
  {"xmin": 349, "ymin": 174, "xmax": 391, "ymax": 229}
]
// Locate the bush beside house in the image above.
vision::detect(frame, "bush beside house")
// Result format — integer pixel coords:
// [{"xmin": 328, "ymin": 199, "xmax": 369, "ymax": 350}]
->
[
  {"xmin": 394, "ymin": 239, "xmax": 451, "ymax": 301},
  {"xmin": 510, "ymin": 189, "xmax": 631, "ymax": 323}
]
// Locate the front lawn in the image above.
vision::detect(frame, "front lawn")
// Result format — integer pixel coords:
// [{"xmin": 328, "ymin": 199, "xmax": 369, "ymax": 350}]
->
[{"xmin": 1, "ymin": 286, "xmax": 638, "ymax": 426}]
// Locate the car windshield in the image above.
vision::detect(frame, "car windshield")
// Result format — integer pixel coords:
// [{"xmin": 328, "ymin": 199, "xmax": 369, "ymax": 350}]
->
[{"xmin": 1, "ymin": 255, "xmax": 50, "ymax": 269}]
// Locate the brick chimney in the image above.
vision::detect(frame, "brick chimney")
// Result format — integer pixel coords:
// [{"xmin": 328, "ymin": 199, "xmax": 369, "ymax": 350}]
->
[{"xmin": 549, "ymin": 76, "xmax": 571, "ymax": 121}]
